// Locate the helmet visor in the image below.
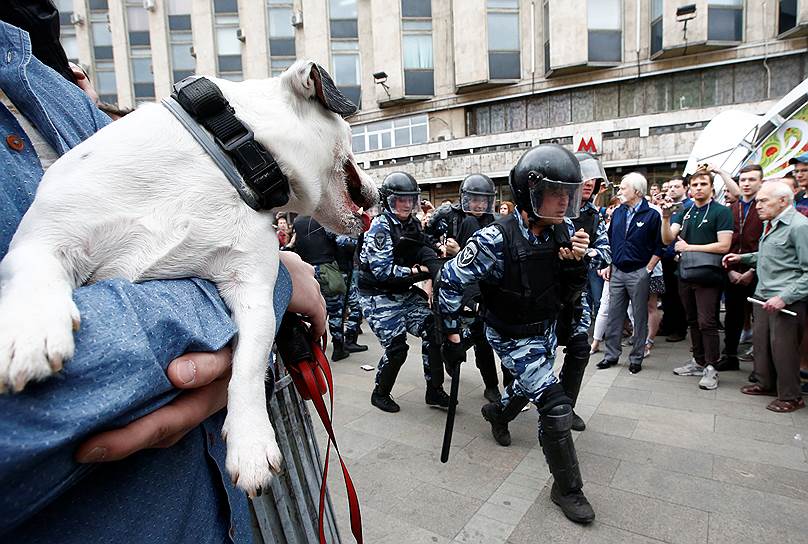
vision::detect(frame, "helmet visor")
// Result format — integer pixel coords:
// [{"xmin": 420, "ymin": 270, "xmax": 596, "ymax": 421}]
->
[
  {"xmin": 578, "ymin": 156, "xmax": 607, "ymax": 184},
  {"xmin": 528, "ymin": 177, "xmax": 583, "ymax": 220},
  {"xmin": 461, "ymin": 192, "xmax": 495, "ymax": 215},
  {"xmin": 386, "ymin": 194, "xmax": 419, "ymax": 216}
]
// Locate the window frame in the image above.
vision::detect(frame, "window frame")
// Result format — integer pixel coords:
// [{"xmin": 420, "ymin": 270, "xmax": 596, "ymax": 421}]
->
[
  {"xmin": 213, "ymin": 0, "xmax": 243, "ymax": 81},
  {"xmin": 125, "ymin": 1, "xmax": 155, "ymax": 103},
  {"xmin": 706, "ymin": 0, "xmax": 745, "ymax": 44},
  {"xmin": 401, "ymin": 1, "xmax": 434, "ymax": 97},
  {"xmin": 486, "ymin": 0, "xmax": 521, "ymax": 81},
  {"xmin": 267, "ymin": 1, "xmax": 297, "ymax": 77}
]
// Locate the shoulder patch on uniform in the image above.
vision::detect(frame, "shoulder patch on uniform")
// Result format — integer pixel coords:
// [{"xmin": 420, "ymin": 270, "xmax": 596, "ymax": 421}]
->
[
  {"xmin": 374, "ymin": 231, "xmax": 387, "ymax": 249},
  {"xmin": 457, "ymin": 241, "xmax": 479, "ymax": 267}
]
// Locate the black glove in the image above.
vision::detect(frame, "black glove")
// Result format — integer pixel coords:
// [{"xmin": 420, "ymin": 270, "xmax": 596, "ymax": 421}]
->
[{"xmin": 441, "ymin": 340, "xmax": 466, "ymax": 373}]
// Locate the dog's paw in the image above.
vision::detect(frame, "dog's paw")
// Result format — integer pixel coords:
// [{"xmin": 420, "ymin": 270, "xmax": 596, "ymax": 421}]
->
[
  {"xmin": 223, "ymin": 413, "xmax": 283, "ymax": 497},
  {"xmin": 0, "ymin": 290, "xmax": 80, "ymax": 393}
]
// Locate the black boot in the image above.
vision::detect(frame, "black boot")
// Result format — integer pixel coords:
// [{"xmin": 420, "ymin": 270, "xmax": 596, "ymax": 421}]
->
[
  {"xmin": 371, "ymin": 339, "xmax": 407, "ymax": 413},
  {"xmin": 539, "ymin": 404, "xmax": 595, "ymax": 524},
  {"xmin": 483, "ymin": 387, "xmax": 502, "ymax": 403},
  {"xmin": 371, "ymin": 387, "xmax": 400, "ymax": 412},
  {"xmin": 481, "ymin": 396, "xmax": 529, "ymax": 447},
  {"xmin": 331, "ymin": 339, "xmax": 349, "ymax": 361},
  {"xmin": 344, "ymin": 331, "xmax": 368, "ymax": 353},
  {"xmin": 571, "ymin": 411, "xmax": 586, "ymax": 432},
  {"xmin": 561, "ymin": 335, "xmax": 590, "ymax": 432},
  {"xmin": 425, "ymin": 386, "xmax": 453, "ymax": 408}
]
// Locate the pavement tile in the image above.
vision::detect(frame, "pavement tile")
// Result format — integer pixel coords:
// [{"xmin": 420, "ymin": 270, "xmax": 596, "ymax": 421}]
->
[
  {"xmin": 631, "ymin": 420, "xmax": 808, "ymax": 472},
  {"xmin": 647, "ymin": 390, "xmax": 789, "ymax": 425},
  {"xmin": 452, "ymin": 512, "xmax": 514, "ymax": 544},
  {"xmin": 585, "ymin": 413, "xmax": 639, "ymax": 438},
  {"xmin": 710, "ymin": 455, "xmax": 808, "ymax": 502},
  {"xmin": 610, "ymin": 461, "xmax": 808, "ymax": 533},
  {"xmin": 575, "ymin": 430, "xmax": 714, "ymax": 478},
  {"xmin": 396, "ymin": 482, "xmax": 485, "ymax": 539},
  {"xmin": 707, "ymin": 512, "xmax": 808, "ymax": 544},
  {"xmin": 714, "ymin": 414, "xmax": 807, "ymax": 448}
]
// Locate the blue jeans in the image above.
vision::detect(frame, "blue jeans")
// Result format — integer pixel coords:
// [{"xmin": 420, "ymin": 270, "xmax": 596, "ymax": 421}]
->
[{"xmin": 587, "ymin": 267, "xmax": 605, "ymax": 319}]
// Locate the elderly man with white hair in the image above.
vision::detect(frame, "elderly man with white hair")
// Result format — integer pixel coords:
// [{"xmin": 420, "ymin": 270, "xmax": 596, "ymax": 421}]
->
[
  {"xmin": 596, "ymin": 173, "xmax": 664, "ymax": 374},
  {"xmin": 724, "ymin": 181, "xmax": 808, "ymax": 413}
]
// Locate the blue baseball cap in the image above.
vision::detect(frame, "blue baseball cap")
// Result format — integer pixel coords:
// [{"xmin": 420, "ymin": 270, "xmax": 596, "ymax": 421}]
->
[{"xmin": 789, "ymin": 152, "xmax": 808, "ymax": 165}]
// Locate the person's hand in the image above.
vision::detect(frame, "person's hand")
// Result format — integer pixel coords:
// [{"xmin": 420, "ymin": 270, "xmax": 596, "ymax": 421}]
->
[
  {"xmin": 69, "ymin": 62, "xmax": 100, "ymax": 105},
  {"xmin": 598, "ymin": 266, "xmax": 611, "ymax": 281},
  {"xmin": 279, "ymin": 251, "xmax": 327, "ymax": 338},
  {"xmin": 727, "ymin": 270, "xmax": 742, "ymax": 284},
  {"xmin": 660, "ymin": 201, "xmax": 677, "ymax": 218},
  {"xmin": 75, "ymin": 348, "xmax": 233, "ymax": 463},
  {"xmin": 722, "ymin": 253, "xmax": 741, "ymax": 268},
  {"xmin": 674, "ymin": 237, "xmax": 689, "ymax": 253},
  {"xmin": 444, "ymin": 238, "xmax": 460, "ymax": 257},
  {"xmin": 560, "ymin": 229, "xmax": 589, "ymax": 260},
  {"xmin": 737, "ymin": 270, "xmax": 754, "ymax": 286},
  {"xmin": 442, "ymin": 337, "xmax": 466, "ymax": 372},
  {"xmin": 762, "ymin": 296, "xmax": 786, "ymax": 314}
]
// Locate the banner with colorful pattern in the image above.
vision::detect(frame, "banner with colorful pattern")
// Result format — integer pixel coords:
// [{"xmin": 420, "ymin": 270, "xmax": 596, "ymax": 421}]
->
[{"xmin": 745, "ymin": 102, "xmax": 808, "ymax": 178}]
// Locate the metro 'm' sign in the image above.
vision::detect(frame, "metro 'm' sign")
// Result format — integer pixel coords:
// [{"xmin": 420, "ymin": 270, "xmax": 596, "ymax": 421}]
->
[{"xmin": 574, "ymin": 132, "xmax": 602, "ymax": 154}]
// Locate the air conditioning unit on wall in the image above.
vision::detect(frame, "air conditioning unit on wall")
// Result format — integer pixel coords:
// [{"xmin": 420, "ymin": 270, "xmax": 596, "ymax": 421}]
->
[
  {"xmin": 291, "ymin": 11, "xmax": 303, "ymax": 27},
  {"xmin": 69, "ymin": 13, "xmax": 84, "ymax": 25},
  {"xmin": 143, "ymin": 0, "xmax": 156, "ymax": 11},
  {"xmin": 236, "ymin": 28, "xmax": 246, "ymax": 43}
]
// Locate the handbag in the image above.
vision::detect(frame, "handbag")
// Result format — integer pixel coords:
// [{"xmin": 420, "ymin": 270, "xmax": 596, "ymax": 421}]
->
[{"xmin": 678, "ymin": 251, "xmax": 724, "ymax": 285}]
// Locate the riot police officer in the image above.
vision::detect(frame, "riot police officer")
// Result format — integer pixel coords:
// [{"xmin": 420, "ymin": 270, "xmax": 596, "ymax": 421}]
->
[
  {"xmin": 335, "ymin": 234, "xmax": 368, "ymax": 353},
  {"xmin": 358, "ymin": 172, "xmax": 451, "ymax": 413},
  {"xmin": 555, "ymin": 152, "xmax": 612, "ymax": 431},
  {"xmin": 426, "ymin": 174, "xmax": 507, "ymax": 402},
  {"xmin": 438, "ymin": 144, "xmax": 595, "ymax": 524}
]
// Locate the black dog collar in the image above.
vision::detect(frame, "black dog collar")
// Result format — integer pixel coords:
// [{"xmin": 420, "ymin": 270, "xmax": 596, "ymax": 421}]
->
[{"xmin": 162, "ymin": 76, "xmax": 290, "ymax": 211}]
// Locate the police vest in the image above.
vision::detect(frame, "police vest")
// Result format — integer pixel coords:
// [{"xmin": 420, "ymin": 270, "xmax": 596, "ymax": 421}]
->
[
  {"xmin": 357, "ymin": 214, "xmax": 432, "ymax": 293},
  {"xmin": 479, "ymin": 214, "xmax": 571, "ymax": 338}
]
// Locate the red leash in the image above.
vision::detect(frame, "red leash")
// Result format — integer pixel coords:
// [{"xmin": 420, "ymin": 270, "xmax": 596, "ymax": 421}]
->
[{"xmin": 277, "ymin": 314, "xmax": 363, "ymax": 544}]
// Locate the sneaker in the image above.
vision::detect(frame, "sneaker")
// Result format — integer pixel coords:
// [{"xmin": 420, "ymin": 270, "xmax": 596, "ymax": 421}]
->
[
  {"xmin": 699, "ymin": 365, "xmax": 719, "ymax": 390},
  {"xmin": 673, "ymin": 360, "xmax": 704, "ymax": 376},
  {"xmin": 739, "ymin": 329, "xmax": 753, "ymax": 344}
]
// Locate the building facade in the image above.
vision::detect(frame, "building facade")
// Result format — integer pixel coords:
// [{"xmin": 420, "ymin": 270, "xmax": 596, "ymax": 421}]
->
[{"xmin": 59, "ymin": 0, "xmax": 808, "ymax": 200}]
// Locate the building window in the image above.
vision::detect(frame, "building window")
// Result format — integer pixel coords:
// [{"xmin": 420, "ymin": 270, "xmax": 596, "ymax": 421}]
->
[
  {"xmin": 167, "ymin": 0, "xmax": 195, "ymax": 83},
  {"xmin": 650, "ymin": 0, "xmax": 663, "ymax": 56},
  {"xmin": 267, "ymin": 0, "xmax": 296, "ymax": 77},
  {"xmin": 401, "ymin": 0, "xmax": 433, "ymax": 96},
  {"xmin": 55, "ymin": 0, "xmax": 79, "ymax": 63},
  {"xmin": 487, "ymin": 0, "xmax": 520, "ymax": 80},
  {"xmin": 125, "ymin": 1, "xmax": 154, "ymax": 102},
  {"xmin": 89, "ymin": 2, "xmax": 116, "ymax": 103},
  {"xmin": 588, "ymin": 0, "xmax": 621, "ymax": 63},
  {"xmin": 778, "ymin": 0, "xmax": 798, "ymax": 34},
  {"xmin": 543, "ymin": 0, "xmax": 550, "ymax": 74},
  {"xmin": 329, "ymin": 0, "xmax": 361, "ymax": 107},
  {"xmin": 351, "ymin": 114, "xmax": 429, "ymax": 153},
  {"xmin": 214, "ymin": 0, "xmax": 243, "ymax": 81},
  {"xmin": 708, "ymin": 0, "xmax": 743, "ymax": 42}
]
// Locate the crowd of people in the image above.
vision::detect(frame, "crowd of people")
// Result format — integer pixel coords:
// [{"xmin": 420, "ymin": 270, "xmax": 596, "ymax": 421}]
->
[{"xmin": 2, "ymin": 4, "xmax": 807, "ymax": 540}]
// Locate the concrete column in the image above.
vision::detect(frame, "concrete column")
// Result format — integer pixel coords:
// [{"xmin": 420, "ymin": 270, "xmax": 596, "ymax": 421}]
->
[
  {"xmin": 71, "ymin": 0, "xmax": 93, "ymax": 70},
  {"xmin": 239, "ymin": 0, "xmax": 269, "ymax": 79},
  {"xmin": 108, "ymin": 0, "xmax": 133, "ymax": 108},
  {"xmin": 432, "ymin": 0, "xmax": 454, "ymax": 95},
  {"xmin": 369, "ymin": 0, "xmax": 403, "ymax": 104},
  {"xmin": 452, "ymin": 0, "xmax": 488, "ymax": 89},
  {"xmin": 548, "ymin": 0, "xmax": 587, "ymax": 71},
  {"xmin": 192, "ymin": 1, "xmax": 217, "ymax": 76},
  {"xmin": 357, "ymin": 0, "xmax": 375, "ymax": 109},
  {"xmin": 147, "ymin": 2, "xmax": 171, "ymax": 99},
  {"xmin": 299, "ymin": 0, "xmax": 330, "ymax": 67}
]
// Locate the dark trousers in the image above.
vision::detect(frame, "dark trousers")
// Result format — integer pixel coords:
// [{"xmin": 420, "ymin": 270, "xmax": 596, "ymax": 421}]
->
[
  {"xmin": 723, "ymin": 278, "xmax": 756, "ymax": 358},
  {"xmin": 470, "ymin": 317, "xmax": 499, "ymax": 388},
  {"xmin": 660, "ymin": 257, "xmax": 687, "ymax": 335},
  {"xmin": 753, "ymin": 302, "xmax": 806, "ymax": 401},
  {"xmin": 679, "ymin": 281, "xmax": 722, "ymax": 366}
]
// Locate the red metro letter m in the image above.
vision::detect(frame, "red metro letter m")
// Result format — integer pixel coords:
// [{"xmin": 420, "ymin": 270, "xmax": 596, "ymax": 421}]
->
[{"xmin": 578, "ymin": 137, "xmax": 597, "ymax": 153}]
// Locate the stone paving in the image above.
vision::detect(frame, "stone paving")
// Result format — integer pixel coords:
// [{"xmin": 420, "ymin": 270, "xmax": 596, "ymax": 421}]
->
[{"xmin": 312, "ymin": 330, "xmax": 808, "ymax": 544}]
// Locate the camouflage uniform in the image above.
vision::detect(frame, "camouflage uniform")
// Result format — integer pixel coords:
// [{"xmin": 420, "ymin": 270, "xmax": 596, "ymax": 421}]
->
[
  {"xmin": 439, "ymin": 210, "xmax": 578, "ymax": 406},
  {"xmin": 336, "ymin": 234, "xmax": 363, "ymax": 336},
  {"xmin": 358, "ymin": 212, "xmax": 443, "ymax": 388},
  {"xmin": 313, "ymin": 264, "xmax": 346, "ymax": 344}
]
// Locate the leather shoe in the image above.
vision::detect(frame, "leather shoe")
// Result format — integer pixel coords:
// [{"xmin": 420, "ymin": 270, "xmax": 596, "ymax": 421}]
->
[
  {"xmin": 371, "ymin": 389, "xmax": 400, "ymax": 413},
  {"xmin": 665, "ymin": 332, "xmax": 687, "ymax": 342},
  {"xmin": 596, "ymin": 359, "xmax": 618, "ymax": 370},
  {"xmin": 550, "ymin": 483, "xmax": 595, "ymax": 524},
  {"xmin": 628, "ymin": 363, "xmax": 642, "ymax": 374},
  {"xmin": 571, "ymin": 411, "xmax": 586, "ymax": 432},
  {"xmin": 715, "ymin": 356, "xmax": 739, "ymax": 371}
]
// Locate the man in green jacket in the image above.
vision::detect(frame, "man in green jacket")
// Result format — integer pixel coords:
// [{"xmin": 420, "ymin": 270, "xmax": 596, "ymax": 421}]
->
[{"xmin": 724, "ymin": 181, "xmax": 808, "ymax": 413}]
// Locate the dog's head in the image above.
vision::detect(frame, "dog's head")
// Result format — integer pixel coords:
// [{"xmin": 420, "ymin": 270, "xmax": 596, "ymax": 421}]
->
[{"xmin": 216, "ymin": 61, "xmax": 377, "ymax": 234}]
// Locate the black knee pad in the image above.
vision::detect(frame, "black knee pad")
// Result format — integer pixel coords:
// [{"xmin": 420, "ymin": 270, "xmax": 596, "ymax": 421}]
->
[
  {"xmin": 539, "ymin": 402, "xmax": 573, "ymax": 436},
  {"xmin": 386, "ymin": 334, "xmax": 409, "ymax": 366},
  {"xmin": 536, "ymin": 383, "xmax": 573, "ymax": 416}
]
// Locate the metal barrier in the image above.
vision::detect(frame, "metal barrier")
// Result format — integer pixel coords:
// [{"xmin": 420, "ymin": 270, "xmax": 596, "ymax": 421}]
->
[{"xmin": 250, "ymin": 356, "xmax": 342, "ymax": 544}]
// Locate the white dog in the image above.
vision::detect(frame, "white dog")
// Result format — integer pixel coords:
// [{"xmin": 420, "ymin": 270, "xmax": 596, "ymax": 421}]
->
[{"xmin": 0, "ymin": 60, "xmax": 377, "ymax": 495}]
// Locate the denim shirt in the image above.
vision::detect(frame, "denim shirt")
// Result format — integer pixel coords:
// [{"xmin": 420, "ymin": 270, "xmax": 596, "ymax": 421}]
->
[{"xmin": 0, "ymin": 22, "xmax": 291, "ymax": 542}]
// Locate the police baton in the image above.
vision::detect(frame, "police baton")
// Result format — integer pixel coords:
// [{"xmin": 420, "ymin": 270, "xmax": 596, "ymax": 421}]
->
[{"xmin": 440, "ymin": 358, "xmax": 462, "ymax": 463}]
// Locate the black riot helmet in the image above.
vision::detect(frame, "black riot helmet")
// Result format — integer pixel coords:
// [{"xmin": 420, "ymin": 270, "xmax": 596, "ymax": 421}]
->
[
  {"xmin": 460, "ymin": 174, "xmax": 496, "ymax": 215},
  {"xmin": 380, "ymin": 171, "xmax": 420, "ymax": 217},
  {"xmin": 574, "ymin": 151, "xmax": 608, "ymax": 199},
  {"xmin": 509, "ymin": 144, "xmax": 584, "ymax": 221}
]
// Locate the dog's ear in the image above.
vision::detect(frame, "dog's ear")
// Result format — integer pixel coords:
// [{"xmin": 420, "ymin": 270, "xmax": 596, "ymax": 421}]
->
[{"xmin": 287, "ymin": 61, "xmax": 357, "ymax": 118}]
